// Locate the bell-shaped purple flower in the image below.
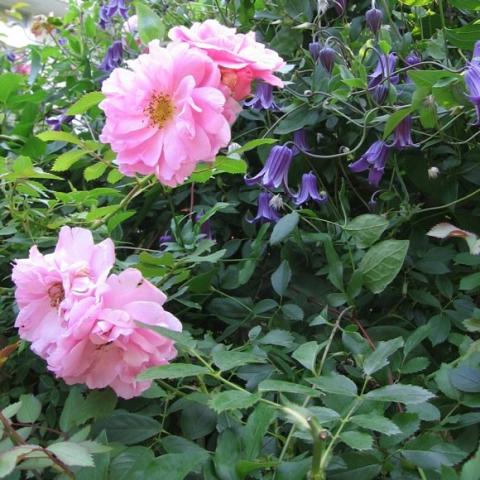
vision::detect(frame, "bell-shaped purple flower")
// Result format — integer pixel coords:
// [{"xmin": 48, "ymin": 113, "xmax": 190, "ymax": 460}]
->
[
  {"xmin": 465, "ymin": 61, "xmax": 480, "ymax": 125},
  {"xmin": 100, "ymin": 40, "xmax": 123, "ymax": 72},
  {"xmin": 391, "ymin": 115, "xmax": 418, "ymax": 149},
  {"xmin": 349, "ymin": 140, "xmax": 391, "ymax": 187},
  {"xmin": 333, "ymin": 0, "xmax": 347, "ymax": 15},
  {"xmin": 245, "ymin": 145, "xmax": 293, "ymax": 190},
  {"xmin": 46, "ymin": 113, "xmax": 74, "ymax": 131},
  {"xmin": 6, "ymin": 52, "xmax": 16, "ymax": 62},
  {"xmin": 292, "ymin": 129, "xmax": 310, "ymax": 156},
  {"xmin": 319, "ymin": 46, "xmax": 336, "ymax": 73},
  {"xmin": 371, "ymin": 84, "xmax": 389, "ymax": 104},
  {"xmin": 366, "ymin": 7, "xmax": 383, "ymax": 34},
  {"xmin": 293, "ymin": 172, "xmax": 328, "ymax": 206},
  {"xmin": 249, "ymin": 192, "xmax": 280, "ymax": 223},
  {"xmin": 99, "ymin": 0, "xmax": 129, "ymax": 29},
  {"xmin": 368, "ymin": 53, "xmax": 399, "ymax": 90},
  {"xmin": 244, "ymin": 82, "xmax": 278, "ymax": 111},
  {"xmin": 309, "ymin": 42, "xmax": 321, "ymax": 63}
]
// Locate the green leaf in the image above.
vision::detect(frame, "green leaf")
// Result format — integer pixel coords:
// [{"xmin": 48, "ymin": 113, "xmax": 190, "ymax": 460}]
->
[
  {"xmin": 408, "ymin": 70, "xmax": 460, "ymax": 88},
  {"xmin": 459, "ymin": 272, "xmax": 480, "ymax": 291},
  {"xmin": 383, "ymin": 108, "xmax": 413, "ymax": 139},
  {"xmin": 93, "ymin": 412, "xmax": 162, "ymax": 445},
  {"xmin": 446, "ymin": 23, "xmax": 480, "ymax": 49},
  {"xmin": 0, "ymin": 73, "xmax": 24, "ymax": 102},
  {"xmin": 258, "ymin": 379, "xmax": 322, "ymax": 396},
  {"xmin": 398, "ymin": 0, "xmax": 432, "ymax": 5},
  {"xmin": 84, "ymin": 162, "xmax": 107, "ymax": 181},
  {"xmin": 460, "ymin": 447, "xmax": 480, "ymax": 480},
  {"xmin": 48, "ymin": 442, "xmax": 94, "ymax": 467},
  {"xmin": 449, "ymin": 365, "xmax": 480, "ymax": 393},
  {"xmin": 401, "ymin": 434, "xmax": 468, "ymax": 471},
  {"xmin": 147, "ymin": 452, "xmax": 208, "ymax": 478},
  {"xmin": 214, "ymin": 156, "xmax": 247, "ymax": 174},
  {"xmin": 17, "ymin": 394, "xmax": 41, "ymax": 423},
  {"xmin": 363, "ymin": 337, "xmax": 404, "ymax": 376},
  {"xmin": 450, "ymin": 0, "xmax": 480, "ymax": 10},
  {"xmin": 351, "ymin": 413, "xmax": 401, "ymax": 436},
  {"xmin": 345, "ymin": 214, "xmax": 389, "ymax": 248},
  {"xmin": 340, "ymin": 431, "xmax": 373, "ymax": 450},
  {"xmin": 109, "ymin": 447, "xmax": 155, "ymax": 480},
  {"xmin": 359, "ymin": 240, "xmax": 409, "ymax": 294},
  {"xmin": 52, "ymin": 149, "xmax": 86, "ymax": 171},
  {"xmin": 271, "ymin": 260, "xmax": 292, "ymax": 296},
  {"xmin": 242, "ymin": 404, "xmax": 276, "ymax": 460},
  {"xmin": 324, "ymin": 239, "xmax": 344, "ymax": 291},
  {"xmin": 135, "ymin": 2, "xmax": 165, "ymax": 43},
  {"xmin": 307, "ymin": 373, "xmax": 358, "ymax": 397},
  {"xmin": 138, "ymin": 363, "xmax": 209, "ymax": 380},
  {"xmin": 212, "ymin": 350, "xmax": 266, "ymax": 371},
  {"xmin": 37, "ymin": 130, "xmax": 83, "ymax": 145},
  {"xmin": 209, "ymin": 390, "xmax": 259, "ymax": 413},
  {"xmin": 292, "ymin": 341, "xmax": 320, "ymax": 373},
  {"xmin": 364, "ymin": 384, "xmax": 435, "ymax": 404},
  {"xmin": 67, "ymin": 91, "xmax": 104, "ymax": 115},
  {"xmin": 230, "ymin": 138, "xmax": 277, "ymax": 154},
  {"xmin": 270, "ymin": 212, "xmax": 299, "ymax": 245}
]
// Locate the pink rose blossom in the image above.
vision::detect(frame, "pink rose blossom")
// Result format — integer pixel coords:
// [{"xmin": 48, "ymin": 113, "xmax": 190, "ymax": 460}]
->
[
  {"xmin": 99, "ymin": 41, "xmax": 233, "ymax": 187},
  {"xmin": 11, "ymin": 226, "xmax": 115, "ymax": 357},
  {"xmin": 47, "ymin": 268, "xmax": 182, "ymax": 399},
  {"xmin": 168, "ymin": 19, "xmax": 285, "ymax": 100}
]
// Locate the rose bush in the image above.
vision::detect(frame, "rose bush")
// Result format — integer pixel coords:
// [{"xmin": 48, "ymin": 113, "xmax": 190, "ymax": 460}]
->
[{"xmin": 1, "ymin": 0, "xmax": 480, "ymax": 478}]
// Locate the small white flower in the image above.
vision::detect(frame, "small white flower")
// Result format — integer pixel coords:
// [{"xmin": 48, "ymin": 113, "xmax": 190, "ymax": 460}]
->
[
  {"xmin": 269, "ymin": 194, "xmax": 284, "ymax": 210},
  {"xmin": 428, "ymin": 166, "xmax": 440, "ymax": 179}
]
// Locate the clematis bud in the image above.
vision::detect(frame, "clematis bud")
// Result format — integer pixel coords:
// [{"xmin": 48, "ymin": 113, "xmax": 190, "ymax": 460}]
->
[
  {"xmin": 319, "ymin": 46, "xmax": 336, "ymax": 73},
  {"xmin": 309, "ymin": 42, "xmax": 321, "ymax": 63},
  {"xmin": 366, "ymin": 7, "xmax": 383, "ymax": 34},
  {"xmin": 405, "ymin": 52, "xmax": 421, "ymax": 68},
  {"xmin": 333, "ymin": 0, "xmax": 347, "ymax": 15}
]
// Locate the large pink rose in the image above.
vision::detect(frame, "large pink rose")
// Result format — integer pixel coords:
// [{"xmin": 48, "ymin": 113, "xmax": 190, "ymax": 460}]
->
[
  {"xmin": 47, "ymin": 269, "xmax": 182, "ymax": 399},
  {"xmin": 99, "ymin": 41, "xmax": 233, "ymax": 187},
  {"xmin": 168, "ymin": 19, "xmax": 285, "ymax": 100},
  {"xmin": 11, "ymin": 227, "xmax": 114, "ymax": 357}
]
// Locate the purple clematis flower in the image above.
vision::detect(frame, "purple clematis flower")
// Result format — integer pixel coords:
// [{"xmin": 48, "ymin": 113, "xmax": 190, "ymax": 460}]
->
[
  {"xmin": 349, "ymin": 140, "xmax": 391, "ymax": 187},
  {"xmin": 99, "ymin": 0, "xmax": 129, "ymax": 29},
  {"xmin": 100, "ymin": 40, "xmax": 123, "ymax": 72},
  {"xmin": 368, "ymin": 53, "xmax": 399, "ymax": 90},
  {"xmin": 465, "ymin": 61, "xmax": 480, "ymax": 125},
  {"xmin": 244, "ymin": 82, "xmax": 278, "ymax": 111},
  {"xmin": 333, "ymin": 0, "xmax": 347, "ymax": 15},
  {"xmin": 319, "ymin": 46, "xmax": 336, "ymax": 73},
  {"xmin": 292, "ymin": 129, "xmax": 310, "ymax": 156},
  {"xmin": 46, "ymin": 113, "xmax": 74, "ymax": 131},
  {"xmin": 371, "ymin": 84, "xmax": 389, "ymax": 104},
  {"xmin": 309, "ymin": 41, "xmax": 321, "ymax": 63},
  {"xmin": 406, "ymin": 52, "xmax": 421, "ymax": 68},
  {"xmin": 249, "ymin": 192, "xmax": 280, "ymax": 223},
  {"xmin": 293, "ymin": 172, "xmax": 328, "ymax": 206},
  {"xmin": 366, "ymin": 7, "xmax": 383, "ymax": 34},
  {"xmin": 6, "ymin": 52, "xmax": 16, "ymax": 62},
  {"xmin": 245, "ymin": 145, "xmax": 293, "ymax": 190},
  {"xmin": 391, "ymin": 115, "xmax": 418, "ymax": 149}
]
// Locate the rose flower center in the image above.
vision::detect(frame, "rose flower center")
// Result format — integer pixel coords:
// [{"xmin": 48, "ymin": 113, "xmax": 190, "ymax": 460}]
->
[
  {"xmin": 48, "ymin": 282, "xmax": 65, "ymax": 308},
  {"xmin": 145, "ymin": 93, "xmax": 175, "ymax": 128}
]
